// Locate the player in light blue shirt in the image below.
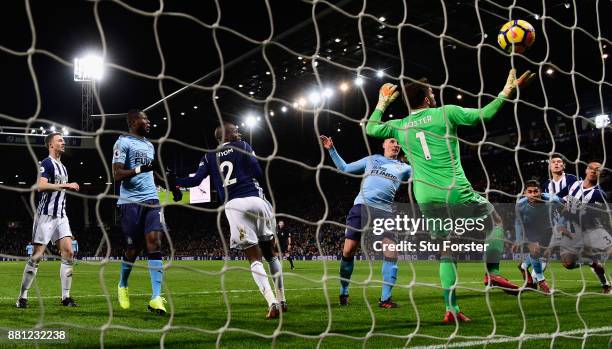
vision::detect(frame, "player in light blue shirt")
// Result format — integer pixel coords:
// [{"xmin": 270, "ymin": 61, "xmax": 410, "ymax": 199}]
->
[
  {"xmin": 321, "ymin": 135, "xmax": 411, "ymax": 308},
  {"xmin": 71, "ymin": 239, "xmax": 78, "ymax": 257},
  {"xmin": 112, "ymin": 136, "xmax": 158, "ymax": 205},
  {"xmin": 513, "ymin": 180, "xmax": 567, "ymax": 294},
  {"xmin": 112, "ymin": 109, "xmax": 172, "ymax": 315},
  {"xmin": 26, "ymin": 243, "xmax": 33, "ymax": 257}
]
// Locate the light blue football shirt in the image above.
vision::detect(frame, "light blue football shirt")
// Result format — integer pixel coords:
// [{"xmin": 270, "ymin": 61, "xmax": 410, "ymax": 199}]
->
[
  {"xmin": 112, "ymin": 135, "xmax": 158, "ymax": 204},
  {"xmin": 328, "ymin": 149, "xmax": 411, "ymax": 212},
  {"xmin": 514, "ymin": 193, "xmax": 566, "ymax": 242}
]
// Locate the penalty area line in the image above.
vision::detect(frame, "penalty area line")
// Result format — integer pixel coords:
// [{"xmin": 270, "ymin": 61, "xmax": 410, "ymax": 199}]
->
[{"xmin": 409, "ymin": 326, "xmax": 612, "ymax": 349}]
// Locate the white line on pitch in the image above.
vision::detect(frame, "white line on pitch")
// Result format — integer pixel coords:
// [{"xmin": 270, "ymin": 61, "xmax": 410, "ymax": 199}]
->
[
  {"xmin": 0, "ymin": 286, "xmax": 370, "ymax": 300},
  {"xmin": 408, "ymin": 326, "xmax": 612, "ymax": 349}
]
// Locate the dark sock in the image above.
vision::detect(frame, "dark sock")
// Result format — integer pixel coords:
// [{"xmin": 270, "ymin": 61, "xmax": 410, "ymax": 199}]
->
[
  {"xmin": 339, "ymin": 255, "xmax": 354, "ymax": 296},
  {"xmin": 591, "ymin": 262, "xmax": 610, "ymax": 287}
]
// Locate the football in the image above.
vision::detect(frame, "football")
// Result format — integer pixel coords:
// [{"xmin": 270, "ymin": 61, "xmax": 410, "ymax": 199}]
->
[{"xmin": 497, "ymin": 19, "xmax": 536, "ymax": 53}]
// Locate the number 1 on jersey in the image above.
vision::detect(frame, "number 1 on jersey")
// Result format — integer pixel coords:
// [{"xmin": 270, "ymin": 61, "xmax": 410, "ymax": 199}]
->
[{"xmin": 415, "ymin": 131, "xmax": 432, "ymax": 160}]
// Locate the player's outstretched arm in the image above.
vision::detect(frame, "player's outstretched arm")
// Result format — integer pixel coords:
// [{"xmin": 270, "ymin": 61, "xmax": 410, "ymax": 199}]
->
[
  {"xmin": 320, "ymin": 135, "xmax": 367, "ymax": 174},
  {"xmin": 445, "ymin": 69, "xmax": 536, "ymax": 126},
  {"xmin": 366, "ymin": 83, "xmax": 402, "ymax": 139},
  {"xmin": 154, "ymin": 169, "xmax": 183, "ymax": 202},
  {"xmin": 175, "ymin": 158, "xmax": 209, "ymax": 188}
]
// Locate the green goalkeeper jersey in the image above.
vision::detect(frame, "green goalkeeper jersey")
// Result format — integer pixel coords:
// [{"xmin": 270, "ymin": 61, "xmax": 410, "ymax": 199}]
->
[{"xmin": 366, "ymin": 94, "xmax": 506, "ymax": 204}]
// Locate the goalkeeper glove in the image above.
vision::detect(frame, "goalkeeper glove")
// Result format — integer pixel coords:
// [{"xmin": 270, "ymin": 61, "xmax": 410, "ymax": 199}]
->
[
  {"xmin": 376, "ymin": 83, "xmax": 400, "ymax": 111},
  {"xmin": 502, "ymin": 69, "xmax": 535, "ymax": 97}
]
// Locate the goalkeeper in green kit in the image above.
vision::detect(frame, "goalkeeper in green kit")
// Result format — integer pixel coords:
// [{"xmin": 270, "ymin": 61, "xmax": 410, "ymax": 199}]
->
[{"xmin": 366, "ymin": 69, "xmax": 535, "ymax": 323}]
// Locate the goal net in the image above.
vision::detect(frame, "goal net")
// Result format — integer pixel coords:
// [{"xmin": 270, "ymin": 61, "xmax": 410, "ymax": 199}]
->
[{"xmin": 0, "ymin": 0, "xmax": 610, "ymax": 347}]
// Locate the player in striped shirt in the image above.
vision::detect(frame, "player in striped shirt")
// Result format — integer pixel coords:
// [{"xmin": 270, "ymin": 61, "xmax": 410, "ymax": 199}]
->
[
  {"xmin": 543, "ymin": 154, "xmax": 578, "ymax": 197},
  {"xmin": 366, "ymin": 69, "xmax": 535, "ymax": 322},
  {"xmin": 526, "ymin": 155, "xmax": 579, "ymax": 282},
  {"xmin": 320, "ymin": 135, "xmax": 411, "ymax": 308},
  {"xmin": 173, "ymin": 122, "xmax": 286, "ymax": 319},
  {"xmin": 16, "ymin": 132, "xmax": 80, "ymax": 308},
  {"xmin": 554, "ymin": 162, "xmax": 611, "ymax": 294}
]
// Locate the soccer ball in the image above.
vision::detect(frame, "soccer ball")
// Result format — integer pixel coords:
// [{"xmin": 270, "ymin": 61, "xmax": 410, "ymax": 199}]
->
[{"xmin": 497, "ymin": 19, "xmax": 536, "ymax": 54}]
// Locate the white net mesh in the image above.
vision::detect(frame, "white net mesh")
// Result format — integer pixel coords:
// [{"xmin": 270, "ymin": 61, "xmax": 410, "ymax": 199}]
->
[{"xmin": 0, "ymin": 0, "xmax": 611, "ymax": 347}]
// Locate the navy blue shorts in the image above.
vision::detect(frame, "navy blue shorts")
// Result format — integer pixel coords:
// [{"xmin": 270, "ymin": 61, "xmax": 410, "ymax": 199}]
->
[
  {"xmin": 524, "ymin": 228, "xmax": 553, "ymax": 246},
  {"xmin": 344, "ymin": 204, "xmax": 396, "ymax": 242},
  {"xmin": 119, "ymin": 199, "xmax": 163, "ymax": 249}
]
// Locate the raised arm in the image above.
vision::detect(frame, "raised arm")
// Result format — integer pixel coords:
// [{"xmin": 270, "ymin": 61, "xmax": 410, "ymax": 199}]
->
[
  {"xmin": 176, "ymin": 156, "xmax": 209, "ymax": 188},
  {"xmin": 320, "ymin": 135, "xmax": 367, "ymax": 174},
  {"xmin": 446, "ymin": 69, "xmax": 535, "ymax": 126},
  {"xmin": 366, "ymin": 83, "xmax": 403, "ymax": 139}
]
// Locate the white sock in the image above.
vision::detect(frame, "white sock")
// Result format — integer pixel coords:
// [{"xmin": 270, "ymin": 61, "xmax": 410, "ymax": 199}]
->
[
  {"xmin": 267, "ymin": 256, "xmax": 285, "ymax": 302},
  {"xmin": 250, "ymin": 261, "xmax": 276, "ymax": 307},
  {"xmin": 19, "ymin": 259, "xmax": 38, "ymax": 299},
  {"xmin": 60, "ymin": 259, "xmax": 74, "ymax": 299}
]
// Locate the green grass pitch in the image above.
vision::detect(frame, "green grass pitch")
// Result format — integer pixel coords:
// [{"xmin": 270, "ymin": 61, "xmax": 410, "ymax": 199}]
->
[{"xmin": 0, "ymin": 260, "xmax": 610, "ymax": 348}]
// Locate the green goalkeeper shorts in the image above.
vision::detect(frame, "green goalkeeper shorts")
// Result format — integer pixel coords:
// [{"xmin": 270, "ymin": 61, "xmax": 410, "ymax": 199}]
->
[{"xmin": 419, "ymin": 191, "xmax": 494, "ymax": 239}]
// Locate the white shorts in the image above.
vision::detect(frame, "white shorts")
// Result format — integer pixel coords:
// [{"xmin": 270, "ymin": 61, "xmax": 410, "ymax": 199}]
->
[
  {"xmin": 583, "ymin": 228, "xmax": 612, "ymax": 252},
  {"xmin": 224, "ymin": 196, "xmax": 275, "ymax": 250},
  {"xmin": 548, "ymin": 225, "xmax": 583, "ymax": 255},
  {"xmin": 32, "ymin": 214, "xmax": 72, "ymax": 245}
]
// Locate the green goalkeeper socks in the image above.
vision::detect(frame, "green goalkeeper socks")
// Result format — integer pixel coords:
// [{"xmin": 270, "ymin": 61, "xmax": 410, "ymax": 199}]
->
[
  {"xmin": 485, "ymin": 225, "xmax": 504, "ymax": 275},
  {"xmin": 440, "ymin": 257, "xmax": 460, "ymax": 313}
]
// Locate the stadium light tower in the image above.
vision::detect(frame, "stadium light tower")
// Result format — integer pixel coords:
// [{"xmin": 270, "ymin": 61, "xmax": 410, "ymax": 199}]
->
[{"xmin": 74, "ymin": 54, "xmax": 104, "ymax": 131}]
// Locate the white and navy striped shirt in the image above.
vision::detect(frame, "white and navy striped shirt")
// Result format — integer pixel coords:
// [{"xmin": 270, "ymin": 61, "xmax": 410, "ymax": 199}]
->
[
  {"xmin": 544, "ymin": 173, "xmax": 578, "ymax": 198},
  {"xmin": 37, "ymin": 156, "xmax": 69, "ymax": 218},
  {"xmin": 563, "ymin": 180, "xmax": 608, "ymax": 230}
]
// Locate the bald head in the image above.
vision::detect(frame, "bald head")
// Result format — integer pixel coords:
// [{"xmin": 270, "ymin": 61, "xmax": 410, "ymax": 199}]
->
[
  {"xmin": 585, "ymin": 161, "xmax": 602, "ymax": 184},
  {"xmin": 214, "ymin": 122, "xmax": 242, "ymax": 143}
]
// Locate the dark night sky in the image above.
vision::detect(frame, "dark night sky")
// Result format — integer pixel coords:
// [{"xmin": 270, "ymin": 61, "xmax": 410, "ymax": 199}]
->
[{"xmin": 0, "ymin": 0, "xmax": 610, "ymax": 222}]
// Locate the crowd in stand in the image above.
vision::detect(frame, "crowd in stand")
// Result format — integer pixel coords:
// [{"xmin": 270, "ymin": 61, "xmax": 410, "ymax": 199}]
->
[{"xmin": 1, "ymin": 130, "xmax": 609, "ymax": 260}]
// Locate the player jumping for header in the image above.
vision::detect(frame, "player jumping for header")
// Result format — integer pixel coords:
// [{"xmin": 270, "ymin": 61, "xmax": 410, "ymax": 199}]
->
[
  {"xmin": 173, "ymin": 122, "xmax": 286, "ymax": 319},
  {"xmin": 366, "ymin": 69, "xmax": 535, "ymax": 323},
  {"xmin": 321, "ymin": 135, "xmax": 411, "ymax": 308}
]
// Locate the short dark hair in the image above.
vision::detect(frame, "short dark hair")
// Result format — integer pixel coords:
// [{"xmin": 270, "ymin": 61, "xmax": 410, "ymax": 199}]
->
[
  {"xmin": 550, "ymin": 153, "xmax": 564, "ymax": 162},
  {"xmin": 214, "ymin": 122, "xmax": 236, "ymax": 142},
  {"xmin": 126, "ymin": 109, "xmax": 143, "ymax": 127},
  {"xmin": 44, "ymin": 132, "xmax": 62, "ymax": 148},
  {"xmin": 404, "ymin": 77, "xmax": 430, "ymax": 109},
  {"xmin": 525, "ymin": 179, "xmax": 540, "ymax": 189}
]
